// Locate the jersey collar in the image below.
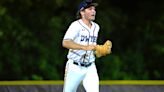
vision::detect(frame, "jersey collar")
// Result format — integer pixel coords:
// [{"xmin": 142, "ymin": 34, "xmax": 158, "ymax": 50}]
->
[{"xmin": 78, "ymin": 19, "xmax": 95, "ymax": 31}]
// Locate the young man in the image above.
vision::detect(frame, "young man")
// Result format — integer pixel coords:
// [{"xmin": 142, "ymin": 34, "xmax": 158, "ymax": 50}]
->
[{"xmin": 62, "ymin": 0, "xmax": 99, "ymax": 92}]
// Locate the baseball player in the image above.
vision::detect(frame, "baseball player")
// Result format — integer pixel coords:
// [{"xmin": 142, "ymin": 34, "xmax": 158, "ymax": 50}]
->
[{"xmin": 62, "ymin": 0, "xmax": 99, "ymax": 92}]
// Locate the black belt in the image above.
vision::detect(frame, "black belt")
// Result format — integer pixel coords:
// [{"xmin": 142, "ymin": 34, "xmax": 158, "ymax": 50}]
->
[{"xmin": 73, "ymin": 61, "xmax": 92, "ymax": 67}]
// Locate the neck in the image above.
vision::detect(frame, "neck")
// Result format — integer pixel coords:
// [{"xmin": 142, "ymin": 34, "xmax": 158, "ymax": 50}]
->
[{"xmin": 81, "ymin": 18, "xmax": 92, "ymax": 28}]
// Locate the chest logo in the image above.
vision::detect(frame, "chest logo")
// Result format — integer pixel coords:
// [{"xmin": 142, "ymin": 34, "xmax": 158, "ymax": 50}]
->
[{"xmin": 80, "ymin": 35, "xmax": 97, "ymax": 42}]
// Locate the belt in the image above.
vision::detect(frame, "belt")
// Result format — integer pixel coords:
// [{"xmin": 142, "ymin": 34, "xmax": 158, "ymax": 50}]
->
[{"xmin": 73, "ymin": 61, "xmax": 92, "ymax": 67}]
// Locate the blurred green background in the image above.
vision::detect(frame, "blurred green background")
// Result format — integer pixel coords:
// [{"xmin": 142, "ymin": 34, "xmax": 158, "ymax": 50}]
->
[{"xmin": 0, "ymin": 0, "xmax": 163, "ymax": 80}]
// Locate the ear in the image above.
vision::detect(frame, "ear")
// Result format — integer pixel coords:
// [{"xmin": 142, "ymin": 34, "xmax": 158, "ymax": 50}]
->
[{"xmin": 80, "ymin": 10, "xmax": 85, "ymax": 16}]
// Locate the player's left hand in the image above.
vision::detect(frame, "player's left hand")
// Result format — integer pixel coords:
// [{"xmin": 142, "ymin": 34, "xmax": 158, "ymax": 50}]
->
[{"xmin": 95, "ymin": 40, "xmax": 112, "ymax": 58}]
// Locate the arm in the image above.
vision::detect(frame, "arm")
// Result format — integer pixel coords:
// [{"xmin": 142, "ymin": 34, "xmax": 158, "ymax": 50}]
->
[{"xmin": 62, "ymin": 40, "xmax": 95, "ymax": 51}]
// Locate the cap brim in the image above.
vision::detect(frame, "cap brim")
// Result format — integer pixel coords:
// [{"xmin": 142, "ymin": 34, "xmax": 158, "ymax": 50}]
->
[
  {"xmin": 90, "ymin": 3, "xmax": 98, "ymax": 6},
  {"xmin": 86, "ymin": 3, "xmax": 98, "ymax": 8}
]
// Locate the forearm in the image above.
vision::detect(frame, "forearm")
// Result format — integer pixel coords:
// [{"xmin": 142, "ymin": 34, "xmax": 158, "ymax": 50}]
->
[
  {"xmin": 62, "ymin": 40, "xmax": 86, "ymax": 50},
  {"xmin": 62, "ymin": 40, "xmax": 96, "ymax": 50}
]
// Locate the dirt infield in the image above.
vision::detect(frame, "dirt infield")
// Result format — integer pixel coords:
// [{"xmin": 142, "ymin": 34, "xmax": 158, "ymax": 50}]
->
[
  {"xmin": 0, "ymin": 85, "xmax": 164, "ymax": 92},
  {"xmin": 0, "ymin": 80, "xmax": 163, "ymax": 92}
]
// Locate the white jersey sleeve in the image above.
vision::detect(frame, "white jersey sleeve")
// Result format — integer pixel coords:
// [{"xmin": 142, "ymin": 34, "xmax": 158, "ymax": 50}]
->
[{"xmin": 63, "ymin": 22, "xmax": 80, "ymax": 41}]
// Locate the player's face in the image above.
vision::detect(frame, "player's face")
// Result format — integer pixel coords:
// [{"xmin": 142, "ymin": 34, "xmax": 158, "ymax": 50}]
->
[{"xmin": 82, "ymin": 6, "xmax": 96, "ymax": 21}]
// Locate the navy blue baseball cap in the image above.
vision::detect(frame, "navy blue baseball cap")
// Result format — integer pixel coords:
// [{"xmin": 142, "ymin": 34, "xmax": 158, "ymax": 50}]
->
[
  {"xmin": 76, "ymin": 0, "xmax": 98, "ymax": 19},
  {"xmin": 77, "ymin": 0, "xmax": 98, "ymax": 12}
]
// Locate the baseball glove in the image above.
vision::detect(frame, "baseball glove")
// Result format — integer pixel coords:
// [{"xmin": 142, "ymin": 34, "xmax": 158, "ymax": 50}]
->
[{"xmin": 95, "ymin": 40, "xmax": 112, "ymax": 58}]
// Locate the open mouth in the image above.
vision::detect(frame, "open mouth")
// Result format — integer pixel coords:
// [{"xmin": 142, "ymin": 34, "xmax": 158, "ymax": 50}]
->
[{"xmin": 91, "ymin": 14, "xmax": 95, "ymax": 17}]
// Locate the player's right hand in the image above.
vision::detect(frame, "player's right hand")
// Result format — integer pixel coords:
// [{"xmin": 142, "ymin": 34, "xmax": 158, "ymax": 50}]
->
[{"xmin": 83, "ymin": 45, "xmax": 96, "ymax": 51}]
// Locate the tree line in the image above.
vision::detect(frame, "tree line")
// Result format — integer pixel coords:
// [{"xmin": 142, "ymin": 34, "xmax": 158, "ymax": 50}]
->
[{"xmin": 0, "ymin": 0, "xmax": 163, "ymax": 80}]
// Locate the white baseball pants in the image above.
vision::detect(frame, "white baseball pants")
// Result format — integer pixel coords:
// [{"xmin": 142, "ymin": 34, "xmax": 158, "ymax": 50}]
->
[{"xmin": 63, "ymin": 59, "xmax": 99, "ymax": 92}]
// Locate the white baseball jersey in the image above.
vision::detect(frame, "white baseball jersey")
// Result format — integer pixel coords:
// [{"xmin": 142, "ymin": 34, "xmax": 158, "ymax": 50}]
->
[{"xmin": 63, "ymin": 19, "xmax": 100, "ymax": 63}]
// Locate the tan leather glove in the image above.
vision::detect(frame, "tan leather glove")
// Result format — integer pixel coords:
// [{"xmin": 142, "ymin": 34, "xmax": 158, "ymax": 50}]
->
[{"xmin": 95, "ymin": 40, "xmax": 112, "ymax": 58}]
